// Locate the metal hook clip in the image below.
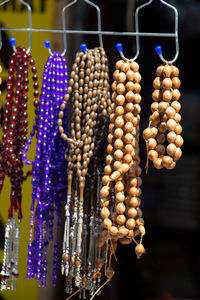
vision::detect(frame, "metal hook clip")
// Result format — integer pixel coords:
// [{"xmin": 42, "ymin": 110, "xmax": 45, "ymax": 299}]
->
[
  {"xmin": 0, "ymin": 0, "xmax": 32, "ymax": 52},
  {"xmin": 62, "ymin": 0, "xmax": 103, "ymax": 56},
  {"xmin": 116, "ymin": 0, "xmax": 149, "ymax": 61},
  {"xmin": 155, "ymin": 0, "xmax": 179, "ymax": 64}
]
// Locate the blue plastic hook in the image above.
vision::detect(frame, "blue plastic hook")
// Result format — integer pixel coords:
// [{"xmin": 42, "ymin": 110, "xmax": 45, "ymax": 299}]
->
[{"xmin": 80, "ymin": 44, "xmax": 87, "ymax": 53}]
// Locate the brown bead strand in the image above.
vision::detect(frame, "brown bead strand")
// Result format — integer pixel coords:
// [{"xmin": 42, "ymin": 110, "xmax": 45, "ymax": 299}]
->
[
  {"xmin": 100, "ymin": 59, "xmax": 145, "ymax": 259},
  {"xmin": 143, "ymin": 63, "xmax": 183, "ymax": 170}
]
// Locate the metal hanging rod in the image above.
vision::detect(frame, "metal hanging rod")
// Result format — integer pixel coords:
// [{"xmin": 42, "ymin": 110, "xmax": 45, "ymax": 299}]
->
[{"xmin": 0, "ymin": 27, "xmax": 176, "ymax": 37}]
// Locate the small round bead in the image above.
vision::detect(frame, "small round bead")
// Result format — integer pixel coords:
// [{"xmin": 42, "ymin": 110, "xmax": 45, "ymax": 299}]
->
[
  {"xmin": 115, "ymin": 203, "xmax": 126, "ymax": 214},
  {"xmin": 100, "ymin": 186, "xmax": 109, "ymax": 198},
  {"xmin": 148, "ymin": 150, "xmax": 158, "ymax": 161},
  {"xmin": 151, "ymin": 102, "xmax": 159, "ymax": 112},
  {"xmin": 158, "ymin": 101, "xmax": 169, "ymax": 113},
  {"xmin": 126, "ymin": 70, "xmax": 135, "ymax": 81},
  {"xmin": 120, "ymin": 62, "xmax": 130, "ymax": 73},
  {"xmin": 157, "ymin": 133, "xmax": 165, "ymax": 144},
  {"xmin": 162, "ymin": 156, "xmax": 173, "ymax": 168},
  {"xmin": 109, "ymin": 226, "xmax": 118, "ymax": 236},
  {"xmin": 156, "ymin": 65, "xmax": 164, "ymax": 77},
  {"xmin": 126, "ymin": 218, "xmax": 136, "ymax": 230},
  {"xmin": 167, "ymin": 131, "xmax": 177, "ymax": 143},
  {"xmin": 158, "ymin": 122, "xmax": 167, "ymax": 133},
  {"xmin": 167, "ymin": 143, "xmax": 177, "ymax": 156},
  {"xmin": 174, "ymin": 113, "xmax": 181, "ymax": 123},
  {"xmin": 166, "ymin": 107, "xmax": 176, "ymax": 118},
  {"xmin": 172, "ymin": 77, "xmax": 181, "ymax": 89},
  {"xmin": 135, "ymin": 244, "xmax": 145, "ymax": 258},
  {"xmin": 143, "ymin": 128, "xmax": 153, "ymax": 140},
  {"xmin": 166, "ymin": 119, "xmax": 177, "ymax": 131},
  {"xmin": 175, "ymin": 124, "xmax": 183, "ymax": 135},
  {"xmin": 114, "ymin": 139, "xmax": 124, "ymax": 150},
  {"xmin": 116, "ymin": 192, "xmax": 125, "ymax": 203},
  {"xmin": 104, "ymin": 218, "xmax": 112, "ymax": 230},
  {"xmin": 173, "ymin": 148, "xmax": 182, "ymax": 161},
  {"xmin": 116, "ymin": 94, "xmax": 125, "ymax": 106},
  {"xmin": 172, "ymin": 89, "xmax": 181, "ymax": 101},
  {"xmin": 153, "ymin": 77, "xmax": 162, "ymax": 89},
  {"xmin": 116, "ymin": 83, "xmax": 126, "ymax": 94},
  {"xmin": 153, "ymin": 158, "xmax": 163, "ymax": 169},
  {"xmin": 114, "ymin": 128, "xmax": 124, "ymax": 138},
  {"xmin": 127, "ymin": 208, "xmax": 137, "ymax": 218},
  {"xmin": 163, "ymin": 64, "xmax": 172, "ymax": 77},
  {"xmin": 118, "ymin": 72, "xmax": 126, "ymax": 83},
  {"xmin": 130, "ymin": 61, "xmax": 139, "ymax": 72},
  {"xmin": 162, "ymin": 90, "xmax": 172, "ymax": 102},
  {"xmin": 115, "ymin": 116, "xmax": 125, "ymax": 128},
  {"xmin": 152, "ymin": 89, "xmax": 162, "ymax": 102},
  {"xmin": 116, "ymin": 214, "xmax": 126, "ymax": 225},
  {"xmin": 148, "ymin": 138, "xmax": 157, "ymax": 150},
  {"xmin": 114, "ymin": 150, "xmax": 124, "ymax": 161},
  {"xmin": 162, "ymin": 78, "xmax": 172, "ymax": 89},
  {"xmin": 174, "ymin": 135, "xmax": 184, "ymax": 148},
  {"xmin": 171, "ymin": 65, "xmax": 179, "ymax": 77},
  {"xmin": 125, "ymin": 91, "xmax": 135, "ymax": 102},
  {"xmin": 115, "ymin": 181, "xmax": 124, "ymax": 192},
  {"xmin": 155, "ymin": 144, "xmax": 165, "ymax": 155},
  {"xmin": 115, "ymin": 105, "xmax": 125, "ymax": 116},
  {"xmin": 101, "ymin": 207, "xmax": 110, "ymax": 219}
]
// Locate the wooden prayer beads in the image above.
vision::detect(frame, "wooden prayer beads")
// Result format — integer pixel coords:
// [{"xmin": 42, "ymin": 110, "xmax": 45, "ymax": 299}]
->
[
  {"xmin": 143, "ymin": 63, "xmax": 183, "ymax": 170},
  {"xmin": 58, "ymin": 47, "xmax": 111, "ymax": 295},
  {"xmin": 99, "ymin": 59, "xmax": 145, "ymax": 262}
]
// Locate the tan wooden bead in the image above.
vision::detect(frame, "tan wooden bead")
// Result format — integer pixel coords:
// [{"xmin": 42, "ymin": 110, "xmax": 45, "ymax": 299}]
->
[
  {"xmin": 156, "ymin": 65, "xmax": 164, "ymax": 77},
  {"xmin": 139, "ymin": 225, "xmax": 146, "ymax": 236},
  {"xmin": 174, "ymin": 148, "xmax": 182, "ymax": 161},
  {"xmin": 109, "ymin": 226, "xmax": 119, "ymax": 236},
  {"xmin": 134, "ymin": 94, "xmax": 142, "ymax": 104},
  {"xmin": 104, "ymin": 165, "xmax": 112, "ymax": 175},
  {"xmin": 120, "ymin": 238, "xmax": 132, "ymax": 245},
  {"xmin": 127, "ymin": 207, "xmax": 137, "ymax": 218},
  {"xmin": 158, "ymin": 122, "xmax": 167, "ymax": 133},
  {"xmin": 119, "ymin": 163, "xmax": 130, "ymax": 174},
  {"xmin": 127, "ymin": 197, "xmax": 140, "ymax": 207},
  {"xmin": 143, "ymin": 128, "xmax": 153, "ymax": 140},
  {"xmin": 116, "ymin": 60, "xmax": 124, "ymax": 70},
  {"xmin": 126, "ymin": 218, "xmax": 136, "ymax": 230},
  {"xmin": 162, "ymin": 90, "xmax": 172, "ymax": 102},
  {"xmin": 107, "ymin": 144, "xmax": 114, "ymax": 154},
  {"xmin": 116, "ymin": 94, "xmax": 125, "ymax": 106},
  {"xmin": 153, "ymin": 77, "xmax": 162, "ymax": 89},
  {"xmin": 148, "ymin": 138, "xmax": 157, "ymax": 150},
  {"xmin": 101, "ymin": 207, "xmax": 110, "ymax": 219},
  {"xmin": 116, "ymin": 83, "xmax": 126, "ymax": 94},
  {"xmin": 158, "ymin": 101, "xmax": 169, "ymax": 113},
  {"xmin": 126, "ymin": 70, "xmax": 135, "ymax": 81},
  {"xmin": 111, "ymin": 170, "xmax": 121, "ymax": 181},
  {"xmin": 124, "ymin": 133, "xmax": 134, "ymax": 144},
  {"xmin": 152, "ymin": 89, "xmax": 162, "ymax": 102},
  {"xmin": 129, "ymin": 187, "xmax": 141, "ymax": 197},
  {"xmin": 174, "ymin": 113, "xmax": 181, "ymax": 123},
  {"xmin": 148, "ymin": 150, "xmax": 158, "ymax": 161},
  {"xmin": 120, "ymin": 62, "xmax": 130, "ymax": 73},
  {"xmin": 134, "ymin": 72, "xmax": 142, "ymax": 83},
  {"xmin": 166, "ymin": 107, "xmax": 176, "ymax": 118},
  {"xmin": 132, "ymin": 116, "xmax": 140, "ymax": 126},
  {"xmin": 136, "ymin": 207, "xmax": 143, "ymax": 218},
  {"xmin": 167, "ymin": 143, "xmax": 177, "ymax": 156},
  {"xmin": 115, "ymin": 116, "xmax": 125, "ymax": 128},
  {"xmin": 130, "ymin": 61, "xmax": 139, "ymax": 72},
  {"xmin": 124, "ymin": 122, "xmax": 134, "ymax": 133},
  {"xmin": 115, "ymin": 105, "xmax": 124, "ymax": 116},
  {"xmin": 125, "ymin": 103, "xmax": 134, "ymax": 112},
  {"xmin": 151, "ymin": 102, "xmax": 159, "ymax": 112},
  {"xmin": 100, "ymin": 186, "xmax": 109, "ymax": 198},
  {"xmin": 112, "ymin": 81, "xmax": 117, "ymax": 91},
  {"xmin": 118, "ymin": 226, "xmax": 129, "ymax": 236},
  {"xmin": 114, "ymin": 139, "xmax": 124, "ymax": 150},
  {"xmin": 163, "ymin": 64, "xmax": 172, "ymax": 77},
  {"xmin": 102, "ymin": 175, "xmax": 110, "ymax": 185},
  {"xmin": 124, "ymin": 144, "xmax": 134, "ymax": 154},
  {"xmin": 135, "ymin": 244, "xmax": 145, "ymax": 259},
  {"xmin": 114, "ymin": 128, "xmax": 124, "ymax": 138},
  {"xmin": 151, "ymin": 127, "xmax": 158, "ymax": 138},
  {"xmin": 116, "ymin": 192, "xmax": 125, "ymax": 203},
  {"xmin": 106, "ymin": 155, "xmax": 113, "ymax": 165},
  {"xmin": 113, "ymin": 161, "xmax": 122, "ymax": 170},
  {"xmin": 172, "ymin": 77, "xmax": 181, "ymax": 89},
  {"xmin": 116, "ymin": 214, "xmax": 126, "ymax": 225},
  {"xmin": 114, "ymin": 149, "xmax": 124, "ymax": 160},
  {"xmin": 162, "ymin": 155, "xmax": 173, "ymax": 168},
  {"xmin": 175, "ymin": 123, "xmax": 183, "ymax": 135},
  {"xmin": 153, "ymin": 158, "xmax": 163, "ymax": 169},
  {"xmin": 155, "ymin": 144, "xmax": 165, "ymax": 155},
  {"xmin": 172, "ymin": 89, "xmax": 181, "ymax": 101},
  {"xmin": 150, "ymin": 111, "xmax": 160, "ymax": 126},
  {"xmin": 167, "ymin": 119, "xmax": 177, "ymax": 131},
  {"xmin": 166, "ymin": 161, "xmax": 176, "ymax": 170},
  {"xmin": 129, "ymin": 178, "xmax": 138, "ymax": 187},
  {"xmin": 136, "ymin": 217, "xmax": 144, "ymax": 226},
  {"xmin": 118, "ymin": 72, "xmax": 126, "ymax": 83},
  {"xmin": 113, "ymin": 70, "xmax": 120, "ymax": 81},
  {"xmin": 115, "ymin": 181, "xmax": 124, "ymax": 192},
  {"xmin": 137, "ymin": 177, "xmax": 142, "ymax": 187},
  {"xmin": 133, "ymin": 83, "xmax": 141, "ymax": 93},
  {"xmin": 128, "ymin": 230, "xmax": 134, "ymax": 239},
  {"xmin": 124, "ymin": 154, "xmax": 133, "ymax": 164},
  {"xmin": 107, "ymin": 133, "xmax": 114, "ymax": 144},
  {"xmin": 104, "ymin": 218, "xmax": 112, "ymax": 230},
  {"xmin": 171, "ymin": 65, "xmax": 179, "ymax": 77},
  {"xmin": 174, "ymin": 135, "xmax": 184, "ymax": 148},
  {"xmin": 125, "ymin": 91, "xmax": 135, "ymax": 102},
  {"xmin": 167, "ymin": 131, "xmax": 177, "ymax": 143},
  {"xmin": 115, "ymin": 203, "xmax": 126, "ymax": 214},
  {"xmin": 109, "ymin": 123, "xmax": 115, "ymax": 132},
  {"xmin": 126, "ymin": 81, "xmax": 134, "ymax": 91},
  {"xmin": 162, "ymin": 78, "xmax": 172, "ymax": 89}
]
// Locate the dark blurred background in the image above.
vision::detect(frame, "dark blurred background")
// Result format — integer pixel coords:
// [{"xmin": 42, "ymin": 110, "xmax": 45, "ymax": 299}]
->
[{"xmin": 1, "ymin": 0, "xmax": 200, "ymax": 299}]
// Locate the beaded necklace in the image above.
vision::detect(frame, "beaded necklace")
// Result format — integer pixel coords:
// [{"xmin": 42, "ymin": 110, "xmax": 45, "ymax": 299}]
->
[
  {"xmin": 23, "ymin": 52, "xmax": 68, "ymax": 287},
  {"xmin": 0, "ymin": 46, "xmax": 39, "ymax": 291},
  {"xmin": 58, "ymin": 46, "xmax": 111, "ymax": 297},
  {"xmin": 143, "ymin": 63, "xmax": 183, "ymax": 170},
  {"xmin": 99, "ymin": 59, "xmax": 145, "ymax": 277}
]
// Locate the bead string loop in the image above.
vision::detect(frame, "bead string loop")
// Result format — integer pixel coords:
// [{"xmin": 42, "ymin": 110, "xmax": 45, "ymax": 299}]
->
[
  {"xmin": 62, "ymin": 0, "xmax": 103, "ymax": 56},
  {"xmin": 0, "ymin": 0, "xmax": 32, "ymax": 53}
]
